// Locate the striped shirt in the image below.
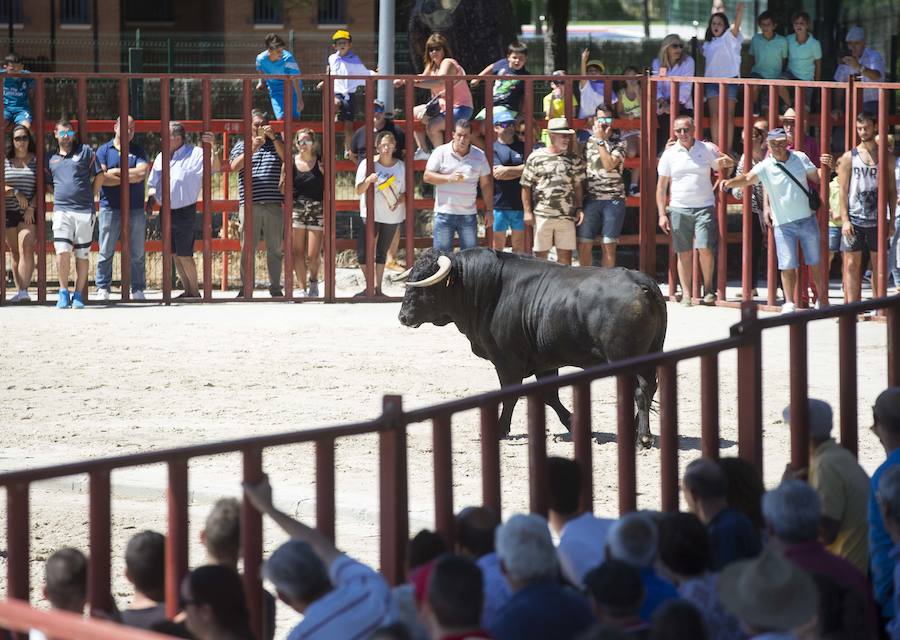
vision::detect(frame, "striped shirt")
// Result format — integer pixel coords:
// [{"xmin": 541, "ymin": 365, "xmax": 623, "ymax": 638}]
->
[
  {"xmin": 228, "ymin": 139, "xmax": 283, "ymax": 204},
  {"xmin": 4, "ymin": 156, "xmax": 37, "ymax": 213},
  {"xmin": 287, "ymin": 555, "xmax": 391, "ymax": 640}
]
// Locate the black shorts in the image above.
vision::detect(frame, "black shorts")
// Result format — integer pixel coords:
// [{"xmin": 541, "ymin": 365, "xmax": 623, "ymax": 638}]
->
[
  {"xmin": 841, "ymin": 223, "xmax": 881, "ymax": 253},
  {"xmin": 336, "ymin": 93, "xmax": 355, "ymax": 122},
  {"xmin": 171, "ymin": 204, "xmax": 197, "ymax": 257},
  {"xmin": 5, "ymin": 207, "xmax": 26, "ymax": 228}
]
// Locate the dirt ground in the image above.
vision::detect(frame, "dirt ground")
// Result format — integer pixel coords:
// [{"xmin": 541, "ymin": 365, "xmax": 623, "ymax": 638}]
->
[{"xmin": 0, "ymin": 271, "xmax": 892, "ymax": 636}]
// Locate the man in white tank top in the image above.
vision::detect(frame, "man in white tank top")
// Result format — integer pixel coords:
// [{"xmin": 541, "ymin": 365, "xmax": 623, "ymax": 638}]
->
[{"xmin": 838, "ymin": 112, "xmax": 897, "ymax": 302}]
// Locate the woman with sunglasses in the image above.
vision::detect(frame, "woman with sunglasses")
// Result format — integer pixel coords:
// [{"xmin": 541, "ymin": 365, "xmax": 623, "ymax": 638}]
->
[
  {"xmin": 180, "ymin": 565, "xmax": 255, "ymax": 640},
  {"xmin": 395, "ymin": 33, "xmax": 473, "ymax": 160},
  {"xmin": 4, "ymin": 124, "xmax": 37, "ymax": 302},
  {"xmin": 730, "ymin": 119, "xmax": 769, "ymax": 297},
  {"xmin": 284, "ymin": 128, "xmax": 324, "ymax": 298},
  {"xmin": 651, "ymin": 35, "xmax": 695, "ymax": 153}
]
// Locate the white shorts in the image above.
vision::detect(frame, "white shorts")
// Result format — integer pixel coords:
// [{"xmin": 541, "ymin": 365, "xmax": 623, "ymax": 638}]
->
[{"xmin": 53, "ymin": 210, "xmax": 94, "ymax": 259}]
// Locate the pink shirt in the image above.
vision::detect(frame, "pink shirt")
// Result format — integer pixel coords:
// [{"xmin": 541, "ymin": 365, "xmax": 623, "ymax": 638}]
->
[{"xmin": 429, "ymin": 58, "xmax": 474, "ymax": 110}]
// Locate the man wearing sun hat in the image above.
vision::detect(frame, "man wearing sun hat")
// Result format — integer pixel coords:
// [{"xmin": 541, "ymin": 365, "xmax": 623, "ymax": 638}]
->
[{"xmin": 521, "ymin": 117, "xmax": 585, "ymax": 265}]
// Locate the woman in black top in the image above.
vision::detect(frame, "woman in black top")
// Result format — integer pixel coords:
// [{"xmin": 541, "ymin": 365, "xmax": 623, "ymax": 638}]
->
[
  {"xmin": 282, "ymin": 128, "xmax": 324, "ymax": 298},
  {"xmin": 4, "ymin": 124, "xmax": 37, "ymax": 302}
]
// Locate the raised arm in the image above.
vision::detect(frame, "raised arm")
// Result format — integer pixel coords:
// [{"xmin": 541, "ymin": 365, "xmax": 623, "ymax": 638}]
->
[
  {"xmin": 579, "ymin": 48, "xmax": 590, "ymax": 90},
  {"xmin": 731, "ymin": 2, "xmax": 745, "ymax": 37}
]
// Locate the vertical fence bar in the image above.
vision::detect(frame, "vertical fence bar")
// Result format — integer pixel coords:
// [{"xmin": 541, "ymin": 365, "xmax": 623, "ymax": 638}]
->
[
  {"xmin": 0, "ymin": 120, "xmax": 5, "ymax": 304},
  {"xmin": 876, "ymin": 90, "xmax": 888, "ymax": 299},
  {"xmin": 88, "ymin": 470, "xmax": 112, "ymax": 616},
  {"xmin": 404, "ymin": 77, "xmax": 416, "ymax": 272},
  {"xmin": 77, "ymin": 76, "xmax": 89, "ymax": 302},
  {"xmin": 700, "ymin": 354, "xmax": 720, "ymax": 459},
  {"xmin": 6, "ymin": 483, "xmax": 29, "ymax": 602},
  {"xmin": 241, "ymin": 446, "xmax": 264, "ymax": 640},
  {"xmin": 818, "ymin": 86, "xmax": 831, "ymax": 305},
  {"xmin": 838, "ymin": 315, "xmax": 858, "ymax": 456},
  {"xmin": 693, "ymin": 80, "xmax": 703, "ymax": 140},
  {"xmin": 282, "ymin": 74, "xmax": 293, "ymax": 301},
  {"xmin": 160, "ymin": 78, "xmax": 172, "ymax": 305},
  {"xmin": 736, "ymin": 303, "xmax": 763, "ymax": 472},
  {"xmin": 572, "ymin": 382, "xmax": 593, "ymax": 513},
  {"xmin": 432, "ymin": 414, "xmax": 454, "ymax": 547},
  {"xmin": 766, "ymin": 83, "xmax": 778, "ymax": 307},
  {"xmin": 715, "ymin": 82, "xmax": 727, "ymax": 301},
  {"xmin": 444, "ymin": 77, "xmax": 455, "ymax": 144},
  {"xmin": 845, "ymin": 77, "xmax": 856, "ymax": 151},
  {"xmin": 527, "ymin": 393, "xmax": 548, "ymax": 517},
  {"xmin": 639, "ymin": 72, "xmax": 657, "ymax": 277},
  {"xmin": 222, "ymin": 130, "xmax": 230, "ymax": 292},
  {"xmin": 789, "ymin": 323, "xmax": 809, "ymax": 470},
  {"xmin": 315, "ymin": 438, "xmax": 336, "ymax": 542},
  {"xmin": 483, "ymin": 79, "xmax": 495, "ymax": 249},
  {"xmin": 201, "ymin": 78, "xmax": 213, "ymax": 301},
  {"xmin": 164, "ymin": 459, "xmax": 188, "ymax": 619},
  {"xmin": 888, "ymin": 306, "xmax": 900, "ymax": 387},
  {"xmin": 480, "ymin": 401, "xmax": 502, "ymax": 514},
  {"xmin": 380, "ymin": 395, "xmax": 408, "ymax": 585},
  {"xmin": 34, "ymin": 78, "xmax": 46, "ymax": 302},
  {"xmin": 323, "ymin": 71, "xmax": 336, "ymax": 302},
  {"xmin": 523, "ymin": 78, "xmax": 534, "ymax": 253},
  {"xmin": 241, "ymin": 78, "xmax": 254, "ymax": 300},
  {"xmin": 617, "ymin": 374, "xmax": 637, "ymax": 514},
  {"xmin": 741, "ymin": 83, "xmax": 752, "ymax": 301},
  {"xmin": 118, "ymin": 78, "xmax": 131, "ymax": 301},
  {"xmin": 364, "ymin": 77, "xmax": 376, "ymax": 297},
  {"xmin": 658, "ymin": 363, "xmax": 678, "ymax": 512}
]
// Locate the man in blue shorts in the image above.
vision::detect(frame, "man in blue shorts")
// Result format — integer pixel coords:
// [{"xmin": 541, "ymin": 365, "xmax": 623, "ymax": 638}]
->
[
  {"xmin": 723, "ymin": 128, "xmax": 829, "ymax": 313},
  {"xmin": 490, "ymin": 110, "xmax": 525, "ymax": 253},
  {"xmin": 581, "ymin": 105, "xmax": 626, "ymax": 268},
  {"xmin": 255, "ymin": 33, "xmax": 303, "ymax": 120},
  {"xmin": 2, "ymin": 52, "xmax": 34, "ymax": 129}
]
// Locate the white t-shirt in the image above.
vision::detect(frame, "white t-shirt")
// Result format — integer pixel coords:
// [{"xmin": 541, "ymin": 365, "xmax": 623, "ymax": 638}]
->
[
  {"xmin": 556, "ymin": 512, "xmax": 616, "ymax": 588},
  {"xmin": 578, "ymin": 81, "xmax": 617, "ymax": 119},
  {"xmin": 657, "ymin": 139, "xmax": 721, "ymax": 208},
  {"xmin": 703, "ymin": 29, "xmax": 744, "ymax": 78},
  {"xmin": 426, "ymin": 142, "xmax": 491, "ymax": 215},
  {"xmin": 355, "ymin": 159, "xmax": 406, "ymax": 224}
]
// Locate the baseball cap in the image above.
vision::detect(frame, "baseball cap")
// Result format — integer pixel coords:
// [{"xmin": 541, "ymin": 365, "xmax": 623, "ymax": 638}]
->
[
  {"xmin": 767, "ymin": 128, "xmax": 788, "ymax": 141},
  {"xmin": 332, "ymin": 29, "xmax": 351, "ymax": 41},
  {"xmin": 845, "ymin": 26, "xmax": 865, "ymax": 42},
  {"xmin": 493, "ymin": 109, "xmax": 516, "ymax": 125},
  {"xmin": 586, "ymin": 59, "xmax": 605, "ymax": 72},
  {"xmin": 373, "ymin": 99, "xmax": 385, "ymax": 112},
  {"xmin": 782, "ymin": 398, "xmax": 833, "ymax": 440}
]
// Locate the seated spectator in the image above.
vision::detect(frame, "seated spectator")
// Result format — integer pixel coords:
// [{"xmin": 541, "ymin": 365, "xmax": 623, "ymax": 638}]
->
[
  {"xmin": 490, "ymin": 513, "xmax": 594, "ymax": 640},
  {"xmin": 392, "ymin": 529, "xmax": 447, "ymax": 640},
  {"xmin": 833, "ymin": 26, "xmax": 886, "ymax": 116},
  {"xmin": 876, "ymin": 465, "xmax": 900, "ymax": 638},
  {"xmin": 718, "ymin": 547, "xmax": 818, "ymax": 639},
  {"xmin": 121, "ymin": 530, "xmax": 167, "ymax": 630},
  {"xmin": 578, "ymin": 50, "xmax": 616, "ymax": 120},
  {"xmin": 649, "ymin": 600, "xmax": 708, "ymax": 640},
  {"xmin": 682, "ymin": 458, "xmax": 762, "ymax": 570},
  {"xmin": 605, "ymin": 512, "xmax": 677, "ymax": 621},
  {"xmin": 30, "ymin": 547, "xmax": 89, "ymax": 640},
  {"xmin": 656, "ymin": 512, "xmax": 743, "ymax": 639},
  {"xmin": 454, "ymin": 506, "xmax": 511, "ymax": 629},
  {"xmin": 583, "ymin": 559, "xmax": 650, "ymax": 638},
  {"xmin": 615, "ymin": 66, "xmax": 642, "ymax": 196},
  {"xmin": 470, "ymin": 41, "xmax": 530, "ymax": 126},
  {"xmin": 180, "ymin": 564, "xmax": 254, "ymax": 640},
  {"xmin": 762, "ymin": 479, "xmax": 876, "ymax": 635},
  {"xmin": 783, "ymin": 399, "xmax": 870, "ymax": 574},
  {"xmin": 349, "ymin": 99, "xmax": 406, "ymax": 164},
  {"xmin": 869, "ymin": 387, "xmax": 900, "ymax": 620},
  {"xmin": 422, "ymin": 555, "xmax": 489, "ymax": 639},
  {"xmin": 541, "ymin": 70, "xmax": 578, "ymax": 147},
  {"xmin": 243, "ymin": 475, "xmax": 392, "ymax": 638},
  {"xmin": 717, "ymin": 456, "xmax": 765, "ymax": 531},
  {"xmin": 547, "ymin": 456, "xmax": 614, "ymax": 587}
]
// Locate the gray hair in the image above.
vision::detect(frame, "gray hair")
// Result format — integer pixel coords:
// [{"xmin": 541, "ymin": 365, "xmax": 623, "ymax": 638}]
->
[
  {"xmin": 262, "ymin": 540, "xmax": 330, "ymax": 604},
  {"xmin": 762, "ymin": 480, "xmax": 821, "ymax": 543},
  {"xmin": 606, "ymin": 512, "xmax": 658, "ymax": 568},
  {"xmin": 878, "ymin": 466, "xmax": 900, "ymax": 526},
  {"xmin": 495, "ymin": 513, "xmax": 558, "ymax": 583},
  {"xmin": 251, "ymin": 108, "xmax": 269, "ymax": 123},
  {"xmin": 169, "ymin": 121, "xmax": 186, "ymax": 139}
]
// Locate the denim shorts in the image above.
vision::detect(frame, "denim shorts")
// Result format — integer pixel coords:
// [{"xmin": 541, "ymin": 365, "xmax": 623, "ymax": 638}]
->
[
  {"xmin": 493, "ymin": 209, "xmax": 525, "ymax": 232},
  {"xmin": 705, "ymin": 81, "xmax": 738, "ymax": 102},
  {"xmin": 774, "ymin": 215, "xmax": 820, "ymax": 269},
  {"xmin": 841, "ymin": 223, "xmax": 881, "ymax": 253},
  {"xmin": 828, "ymin": 225, "xmax": 842, "ymax": 253},
  {"xmin": 669, "ymin": 206, "xmax": 717, "ymax": 253},
  {"xmin": 438, "ymin": 105, "xmax": 473, "ymax": 122},
  {"xmin": 579, "ymin": 199, "xmax": 626, "ymax": 244},
  {"xmin": 433, "ymin": 212, "xmax": 477, "ymax": 251}
]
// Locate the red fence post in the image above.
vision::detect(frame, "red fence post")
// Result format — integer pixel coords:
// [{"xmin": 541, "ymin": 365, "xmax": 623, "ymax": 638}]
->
[
  {"xmin": 364, "ymin": 77, "xmax": 376, "ymax": 297},
  {"xmin": 818, "ymin": 86, "xmax": 831, "ymax": 305},
  {"xmin": 700, "ymin": 354, "xmax": 720, "ymax": 459},
  {"xmin": 6, "ymin": 483, "xmax": 29, "ymax": 602},
  {"xmin": 240, "ymin": 78, "xmax": 254, "ymax": 300},
  {"xmin": 527, "ymin": 393, "xmax": 548, "ymax": 517},
  {"xmin": 888, "ymin": 305, "xmax": 900, "ymax": 387},
  {"xmin": 639, "ymin": 71, "xmax": 657, "ymax": 277},
  {"xmin": 839, "ymin": 315, "xmax": 859, "ymax": 456},
  {"xmin": 160, "ymin": 78, "xmax": 172, "ymax": 305},
  {"xmin": 572, "ymin": 382, "xmax": 593, "ymax": 513},
  {"xmin": 432, "ymin": 414, "xmax": 454, "ymax": 547},
  {"xmin": 658, "ymin": 363, "xmax": 678, "ymax": 512},
  {"xmin": 282, "ymin": 74, "xmax": 293, "ymax": 301},
  {"xmin": 479, "ymin": 401, "xmax": 502, "ymax": 514},
  {"xmin": 379, "ymin": 395, "xmax": 408, "ymax": 585},
  {"xmin": 404, "ymin": 78, "xmax": 416, "ymax": 271},
  {"xmin": 88, "ymin": 471, "xmax": 113, "ymax": 616},
  {"xmin": 118, "ymin": 79, "xmax": 131, "ymax": 301},
  {"xmin": 315, "ymin": 438, "xmax": 336, "ymax": 542},
  {"xmin": 323, "ymin": 71, "xmax": 336, "ymax": 303},
  {"xmin": 34, "ymin": 78, "xmax": 47, "ymax": 302},
  {"xmin": 241, "ymin": 447, "xmax": 264, "ymax": 640},
  {"xmin": 735, "ymin": 303, "xmax": 763, "ymax": 472},
  {"xmin": 77, "ymin": 76, "xmax": 89, "ymax": 303},
  {"xmin": 715, "ymin": 82, "xmax": 727, "ymax": 302},
  {"xmin": 740, "ymin": 83, "xmax": 753, "ymax": 301},
  {"xmin": 201, "ymin": 78, "xmax": 213, "ymax": 301},
  {"xmin": 789, "ymin": 323, "xmax": 810, "ymax": 471},
  {"xmin": 164, "ymin": 459, "xmax": 189, "ymax": 619},
  {"xmin": 617, "ymin": 375, "xmax": 637, "ymax": 514},
  {"xmin": 876, "ymin": 90, "xmax": 889, "ymax": 300}
]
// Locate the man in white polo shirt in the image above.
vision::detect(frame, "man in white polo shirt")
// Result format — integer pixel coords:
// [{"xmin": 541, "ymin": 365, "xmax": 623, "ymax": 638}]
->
[
  {"xmin": 656, "ymin": 115, "xmax": 734, "ymax": 306},
  {"xmin": 723, "ymin": 128, "xmax": 830, "ymax": 313},
  {"xmin": 424, "ymin": 119, "xmax": 493, "ymax": 252}
]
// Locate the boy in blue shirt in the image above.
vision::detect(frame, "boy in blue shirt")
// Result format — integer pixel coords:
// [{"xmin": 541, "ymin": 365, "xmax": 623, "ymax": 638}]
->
[
  {"xmin": 778, "ymin": 12, "xmax": 821, "ymax": 109},
  {"xmin": 3, "ymin": 52, "xmax": 34, "ymax": 129},
  {"xmin": 748, "ymin": 11, "xmax": 787, "ymax": 114},
  {"xmin": 255, "ymin": 33, "xmax": 303, "ymax": 120}
]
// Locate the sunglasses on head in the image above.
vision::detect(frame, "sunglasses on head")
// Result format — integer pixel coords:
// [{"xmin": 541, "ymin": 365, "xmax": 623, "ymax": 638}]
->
[{"xmin": 674, "ymin": 127, "xmax": 691, "ymax": 134}]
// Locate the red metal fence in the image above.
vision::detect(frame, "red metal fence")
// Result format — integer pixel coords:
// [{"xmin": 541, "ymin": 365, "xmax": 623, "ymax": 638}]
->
[
  {"xmin": 2, "ymin": 296, "xmax": 900, "ymax": 639},
  {"xmin": 1, "ymin": 72, "xmax": 897, "ymax": 305}
]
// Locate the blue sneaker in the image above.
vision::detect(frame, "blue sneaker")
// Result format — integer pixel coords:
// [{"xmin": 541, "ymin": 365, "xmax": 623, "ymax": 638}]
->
[
  {"xmin": 56, "ymin": 289, "xmax": 70, "ymax": 309},
  {"xmin": 71, "ymin": 292, "xmax": 85, "ymax": 309}
]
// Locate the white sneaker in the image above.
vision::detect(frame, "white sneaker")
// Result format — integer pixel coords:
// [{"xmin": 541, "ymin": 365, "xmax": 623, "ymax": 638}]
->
[
  {"xmin": 413, "ymin": 149, "xmax": 431, "ymax": 161},
  {"xmin": 294, "ymin": 289, "xmax": 308, "ymax": 298},
  {"xmin": 9, "ymin": 289, "xmax": 30, "ymax": 302},
  {"xmin": 813, "ymin": 301, "xmax": 821, "ymax": 310},
  {"xmin": 96, "ymin": 288, "xmax": 110, "ymax": 301},
  {"xmin": 781, "ymin": 302, "xmax": 796, "ymax": 314},
  {"xmin": 132, "ymin": 290, "xmax": 146, "ymax": 301}
]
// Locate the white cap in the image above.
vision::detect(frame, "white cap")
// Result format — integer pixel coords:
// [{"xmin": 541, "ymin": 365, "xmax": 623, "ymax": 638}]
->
[{"xmin": 845, "ymin": 26, "xmax": 865, "ymax": 42}]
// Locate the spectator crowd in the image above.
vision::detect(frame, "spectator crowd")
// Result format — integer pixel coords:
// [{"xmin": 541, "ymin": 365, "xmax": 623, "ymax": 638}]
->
[{"xmin": 16, "ymin": 387, "xmax": 900, "ymax": 640}]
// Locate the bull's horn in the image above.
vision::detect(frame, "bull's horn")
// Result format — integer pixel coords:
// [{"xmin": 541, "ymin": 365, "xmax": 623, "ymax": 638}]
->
[
  {"xmin": 391, "ymin": 268, "xmax": 413, "ymax": 282},
  {"xmin": 406, "ymin": 255, "xmax": 452, "ymax": 288}
]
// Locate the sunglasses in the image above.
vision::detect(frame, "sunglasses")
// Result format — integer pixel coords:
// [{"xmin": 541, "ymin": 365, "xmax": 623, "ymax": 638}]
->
[
  {"xmin": 297, "ymin": 139, "xmax": 313, "ymax": 146},
  {"xmin": 58, "ymin": 130, "xmax": 75, "ymax": 137},
  {"xmin": 597, "ymin": 117, "xmax": 614, "ymax": 125},
  {"xmin": 670, "ymin": 43, "xmax": 684, "ymax": 49},
  {"xmin": 13, "ymin": 135, "xmax": 29, "ymax": 141},
  {"xmin": 674, "ymin": 127, "xmax": 691, "ymax": 134},
  {"xmin": 495, "ymin": 121, "xmax": 515, "ymax": 128},
  {"xmin": 428, "ymin": 46, "xmax": 443, "ymax": 53}
]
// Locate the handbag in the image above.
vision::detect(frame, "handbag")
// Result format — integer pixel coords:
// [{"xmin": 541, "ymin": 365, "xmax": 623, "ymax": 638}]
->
[
  {"xmin": 423, "ymin": 96, "xmax": 442, "ymax": 118},
  {"xmin": 775, "ymin": 160, "xmax": 821, "ymax": 211}
]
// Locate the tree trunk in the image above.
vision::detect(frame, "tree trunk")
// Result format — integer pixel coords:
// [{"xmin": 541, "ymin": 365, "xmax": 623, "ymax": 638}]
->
[{"xmin": 547, "ymin": 0, "xmax": 570, "ymax": 71}]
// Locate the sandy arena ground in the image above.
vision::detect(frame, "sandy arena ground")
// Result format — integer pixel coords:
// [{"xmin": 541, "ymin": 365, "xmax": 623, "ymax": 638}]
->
[{"xmin": 0, "ymin": 270, "xmax": 893, "ymax": 636}]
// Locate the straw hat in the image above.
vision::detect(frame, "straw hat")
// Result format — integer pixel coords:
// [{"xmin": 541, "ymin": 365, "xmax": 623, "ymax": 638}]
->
[{"xmin": 546, "ymin": 117, "xmax": 575, "ymax": 135}]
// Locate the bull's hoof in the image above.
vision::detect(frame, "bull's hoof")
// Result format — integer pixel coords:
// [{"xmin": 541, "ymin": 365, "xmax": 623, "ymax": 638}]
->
[{"xmin": 500, "ymin": 425, "xmax": 512, "ymax": 439}]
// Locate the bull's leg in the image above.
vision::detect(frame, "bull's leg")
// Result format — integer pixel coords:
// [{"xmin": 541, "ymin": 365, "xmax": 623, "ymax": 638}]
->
[
  {"xmin": 496, "ymin": 369, "xmax": 523, "ymax": 438},
  {"xmin": 535, "ymin": 369, "xmax": 572, "ymax": 432},
  {"xmin": 634, "ymin": 366, "xmax": 658, "ymax": 448}
]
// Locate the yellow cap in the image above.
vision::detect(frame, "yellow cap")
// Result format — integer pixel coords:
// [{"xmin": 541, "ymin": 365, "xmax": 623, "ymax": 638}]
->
[{"xmin": 332, "ymin": 29, "xmax": 351, "ymax": 41}]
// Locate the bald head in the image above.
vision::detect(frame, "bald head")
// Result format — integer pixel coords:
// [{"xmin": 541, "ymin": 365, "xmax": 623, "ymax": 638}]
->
[{"xmin": 455, "ymin": 506, "xmax": 500, "ymax": 558}]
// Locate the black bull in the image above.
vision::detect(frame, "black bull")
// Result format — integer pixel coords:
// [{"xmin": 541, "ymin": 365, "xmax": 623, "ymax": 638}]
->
[{"xmin": 397, "ymin": 248, "xmax": 668, "ymax": 446}]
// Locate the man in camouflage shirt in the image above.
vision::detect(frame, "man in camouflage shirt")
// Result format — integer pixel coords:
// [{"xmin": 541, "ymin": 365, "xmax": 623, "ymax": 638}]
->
[
  {"xmin": 580, "ymin": 105, "xmax": 627, "ymax": 268},
  {"xmin": 521, "ymin": 117, "xmax": 584, "ymax": 265}
]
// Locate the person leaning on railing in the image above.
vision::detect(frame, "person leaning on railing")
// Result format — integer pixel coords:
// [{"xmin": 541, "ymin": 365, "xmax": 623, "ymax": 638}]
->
[{"xmin": 651, "ymin": 34, "xmax": 695, "ymax": 153}]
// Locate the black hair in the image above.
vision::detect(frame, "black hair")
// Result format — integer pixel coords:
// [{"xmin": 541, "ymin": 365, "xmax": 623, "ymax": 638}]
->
[
  {"xmin": 7, "ymin": 125, "xmax": 35, "ymax": 159},
  {"xmin": 507, "ymin": 41, "xmax": 528, "ymax": 56},
  {"xmin": 683, "ymin": 458, "xmax": 728, "ymax": 500},
  {"xmin": 264, "ymin": 33, "xmax": 286, "ymax": 49},
  {"xmin": 757, "ymin": 10, "xmax": 776, "ymax": 25},
  {"xmin": 125, "ymin": 530, "xmax": 166, "ymax": 598},
  {"xmin": 455, "ymin": 506, "xmax": 500, "ymax": 558},
  {"xmin": 184, "ymin": 565, "xmax": 254, "ymax": 639},
  {"xmin": 45, "ymin": 547, "xmax": 87, "ymax": 612},
  {"xmin": 427, "ymin": 555, "xmax": 483, "ymax": 628},
  {"xmin": 584, "ymin": 560, "xmax": 644, "ymax": 617},
  {"xmin": 547, "ymin": 457, "xmax": 583, "ymax": 515},
  {"xmin": 650, "ymin": 601, "xmax": 709, "ymax": 640},
  {"xmin": 407, "ymin": 529, "xmax": 448, "ymax": 570},
  {"xmin": 705, "ymin": 12, "xmax": 731, "ymax": 42},
  {"xmin": 657, "ymin": 512, "xmax": 709, "ymax": 577}
]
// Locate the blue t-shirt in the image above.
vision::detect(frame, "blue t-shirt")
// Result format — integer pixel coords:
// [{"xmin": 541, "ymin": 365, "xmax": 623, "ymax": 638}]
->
[
  {"xmin": 639, "ymin": 566, "xmax": 679, "ymax": 621},
  {"xmin": 749, "ymin": 151, "xmax": 818, "ymax": 226},
  {"xmin": 96, "ymin": 139, "xmax": 148, "ymax": 211},
  {"xmin": 707, "ymin": 506, "xmax": 762, "ymax": 571},
  {"xmin": 489, "ymin": 581, "xmax": 593, "ymax": 640},
  {"xmin": 492, "ymin": 139, "xmax": 525, "ymax": 210},
  {"xmin": 490, "ymin": 58, "xmax": 529, "ymax": 112},
  {"xmin": 2, "ymin": 69, "xmax": 34, "ymax": 110},
  {"xmin": 787, "ymin": 33, "xmax": 822, "ymax": 81},
  {"xmin": 255, "ymin": 49, "xmax": 302, "ymax": 108},
  {"xmin": 749, "ymin": 33, "xmax": 788, "ymax": 79},
  {"xmin": 47, "ymin": 144, "xmax": 99, "ymax": 213},
  {"xmin": 870, "ymin": 449, "xmax": 900, "ymax": 618}
]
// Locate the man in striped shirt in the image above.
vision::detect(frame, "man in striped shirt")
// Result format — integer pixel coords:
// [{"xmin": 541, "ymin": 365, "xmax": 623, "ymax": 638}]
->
[{"xmin": 243, "ymin": 476, "xmax": 392, "ymax": 640}]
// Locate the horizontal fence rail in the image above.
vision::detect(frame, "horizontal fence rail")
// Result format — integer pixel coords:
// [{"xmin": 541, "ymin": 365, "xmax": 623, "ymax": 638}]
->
[
  {"xmin": 1, "ymin": 72, "xmax": 897, "ymax": 307},
  {"xmin": 3, "ymin": 295, "xmax": 900, "ymax": 638}
]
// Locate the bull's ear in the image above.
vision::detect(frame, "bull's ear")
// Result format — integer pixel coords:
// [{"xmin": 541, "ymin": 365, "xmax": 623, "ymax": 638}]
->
[{"xmin": 406, "ymin": 255, "xmax": 452, "ymax": 288}]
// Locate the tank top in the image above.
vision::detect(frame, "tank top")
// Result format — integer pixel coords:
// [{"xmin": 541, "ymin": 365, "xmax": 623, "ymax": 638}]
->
[
  {"xmin": 618, "ymin": 89, "xmax": 641, "ymax": 118},
  {"xmin": 292, "ymin": 158, "xmax": 324, "ymax": 203},
  {"xmin": 430, "ymin": 59, "xmax": 473, "ymax": 110},
  {"xmin": 4, "ymin": 156, "xmax": 37, "ymax": 213},
  {"xmin": 848, "ymin": 148, "xmax": 879, "ymax": 227}
]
